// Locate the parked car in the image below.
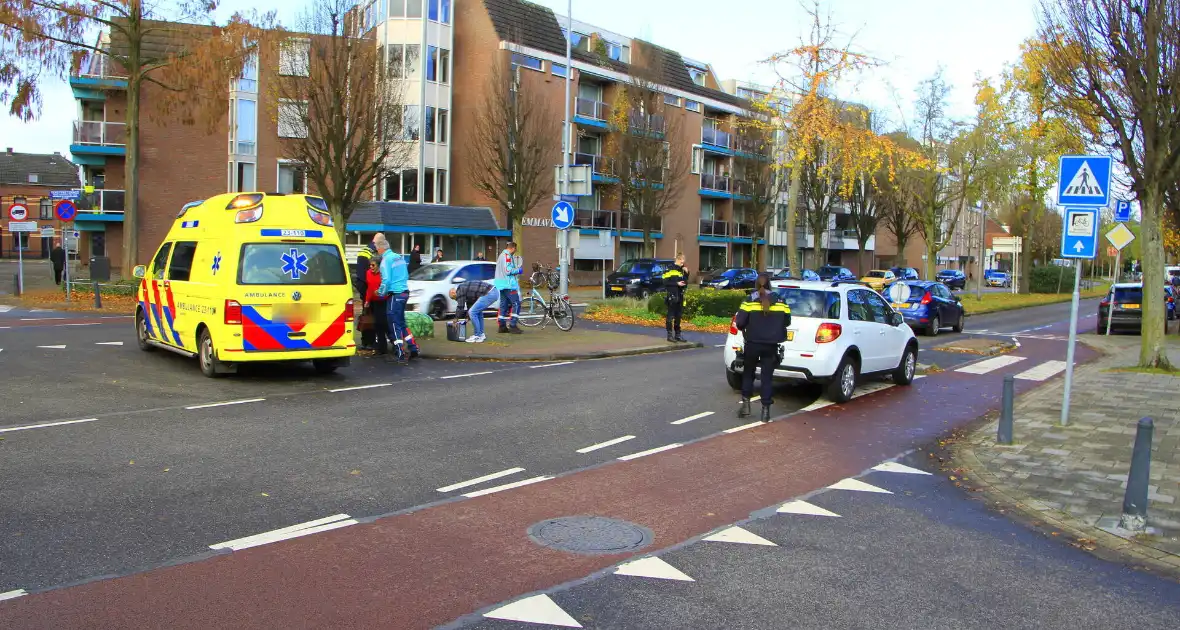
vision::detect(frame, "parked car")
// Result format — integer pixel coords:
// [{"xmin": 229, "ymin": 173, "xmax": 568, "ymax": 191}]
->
[
  {"xmin": 604, "ymin": 258, "xmax": 676, "ymax": 299},
  {"xmin": 890, "ymin": 267, "xmax": 920, "ymax": 281},
  {"xmin": 986, "ymin": 272, "xmax": 1012, "ymax": 288},
  {"xmin": 816, "ymin": 265, "xmax": 856, "ymax": 282},
  {"xmin": 936, "ymin": 269, "xmax": 967, "ymax": 290},
  {"xmin": 723, "ymin": 281, "xmax": 919, "ymax": 403},
  {"xmin": 886, "ymin": 280, "xmax": 965, "ymax": 337},
  {"xmin": 770, "ymin": 268, "xmax": 820, "ymax": 288},
  {"xmin": 700, "ymin": 267, "xmax": 758, "ymax": 290},
  {"xmin": 859, "ymin": 269, "xmax": 897, "ymax": 293},
  {"xmin": 408, "ymin": 261, "xmax": 497, "ymax": 320},
  {"xmin": 1168, "ymin": 286, "xmax": 1177, "ymax": 320},
  {"xmin": 1097, "ymin": 283, "xmax": 1174, "ymax": 333}
]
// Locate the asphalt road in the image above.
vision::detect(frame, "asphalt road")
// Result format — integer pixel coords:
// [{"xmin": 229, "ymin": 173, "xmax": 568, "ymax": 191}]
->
[{"xmin": 0, "ymin": 298, "xmax": 1099, "ymax": 596}]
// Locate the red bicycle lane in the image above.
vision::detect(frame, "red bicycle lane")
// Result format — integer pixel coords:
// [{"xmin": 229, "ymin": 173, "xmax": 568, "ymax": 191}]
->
[{"xmin": 0, "ymin": 337, "xmax": 1090, "ymax": 630}]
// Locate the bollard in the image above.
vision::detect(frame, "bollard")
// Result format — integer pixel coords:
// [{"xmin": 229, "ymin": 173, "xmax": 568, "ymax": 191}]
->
[
  {"xmin": 1119, "ymin": 417, "xmax": 1155, "ymax": 531},
  {"xmin": 997, "ymin": 375, "xmax": 1015, "ymax": 445},
  {"xmin": 93, "ymin": 281, "xmax": 102, "ymax": 309},
  {"xmin": 13, "ymin": 273, "xmax": 20, "ymax": 297}
]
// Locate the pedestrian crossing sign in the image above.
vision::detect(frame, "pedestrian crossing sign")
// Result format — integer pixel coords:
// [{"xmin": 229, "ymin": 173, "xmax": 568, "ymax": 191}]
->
[{"xmin": 1057, "ymin": 155, "xmax": 1112, "ymax": 207}]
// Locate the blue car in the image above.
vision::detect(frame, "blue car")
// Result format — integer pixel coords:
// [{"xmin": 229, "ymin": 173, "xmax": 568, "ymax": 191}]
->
[
  {"xmin": 887, "ymin": 280, "xmax": 965, "ymax": 337},
  {"xmin": 935, "ymin": 269, "xmax": 967, "ymax": 290}
]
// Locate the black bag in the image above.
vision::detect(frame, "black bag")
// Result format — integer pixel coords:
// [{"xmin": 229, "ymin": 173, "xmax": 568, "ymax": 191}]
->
[{"xmin": 446, "ymin": 320, "xmax": 466, "ymax": 342}]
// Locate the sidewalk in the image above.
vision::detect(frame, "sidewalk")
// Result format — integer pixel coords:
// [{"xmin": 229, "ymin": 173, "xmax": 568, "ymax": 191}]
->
[
  {"xmin": 416, "ymin": 320, "xmax": 700, "ymax": 361},
  {"xmin": 956, "ymin": 332, "xmax": 1180, "ymax": 572}
]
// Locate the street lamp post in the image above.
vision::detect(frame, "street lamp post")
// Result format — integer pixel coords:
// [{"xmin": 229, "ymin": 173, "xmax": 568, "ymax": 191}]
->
[{"xmin": 558, "ymin": 0, "xmax": 573, "ymax": 296}]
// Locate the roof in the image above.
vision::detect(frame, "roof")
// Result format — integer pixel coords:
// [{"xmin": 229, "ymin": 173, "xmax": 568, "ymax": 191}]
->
[
  {"xmin": 348, "ymin": 202, "xmax": 506, "ymax": 234},
  {"xmin": 0, "ymin": 151, "xmax": 80, "ymax": 188},
  {"xmin": 482, "ymin": 0, "xmax": 748, "ymax": 109}
]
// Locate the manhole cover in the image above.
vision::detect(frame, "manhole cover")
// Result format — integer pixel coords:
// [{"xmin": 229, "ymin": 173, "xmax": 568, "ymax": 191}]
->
[{"xmin": 527, "ymin": 516, "xmax": 653, "ymax": 555}]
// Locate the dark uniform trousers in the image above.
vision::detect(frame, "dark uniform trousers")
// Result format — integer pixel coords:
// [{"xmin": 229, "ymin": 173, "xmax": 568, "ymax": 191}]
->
[{"xmin": 742, "ymin": 342, "xmax": 780, "ymax": 405}]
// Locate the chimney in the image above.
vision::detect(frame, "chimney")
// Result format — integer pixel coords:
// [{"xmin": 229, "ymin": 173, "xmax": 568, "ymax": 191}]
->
[{"xmin": 5, "ymin": 147, "xmax": 12, "ymax": 155}]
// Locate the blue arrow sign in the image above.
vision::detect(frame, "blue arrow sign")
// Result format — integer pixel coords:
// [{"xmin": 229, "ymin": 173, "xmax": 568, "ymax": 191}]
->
[
  {"xmin": 1113, "ymin": 199, "xmax": 1132, "ymax": 223},
  {"xmin": 551, "ymin": 201, "xmax": 574, "ymax": 230},
  {"xmin": 1060, "ymin": 207, "xmax": 1099, "ymax": 259},
  {"xmin": 1057, "ymin": 155, "xmax": 1113, "ymax": 207}
]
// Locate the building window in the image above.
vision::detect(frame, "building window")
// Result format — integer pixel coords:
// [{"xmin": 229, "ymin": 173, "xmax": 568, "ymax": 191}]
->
[
  {"xmin": 511, "ymin": 53, "xmax": 543, "ymax": 72},
  {"xmin": 389, "ymin": 0, "xmax": 405, "ymax": 17},
  {"xmin": 437, "ymin": 108, "xmax": 449, "ymax": 144},
  {"xmin": 39, "ymin": 197, "xmax": 52, "ymax": 220},
  {"xmin": 424, "ymin": 106, "xmax": 436, "ymax": 142},
  {"xmin": 551, "ymin": 62, "xmax": 567, "ymax": 78},
  {"xmin": 402, "ymin": 168, "xmax": 418, "ymax": 202},
  {"xmin": 427, "ymin": 0, "xmax": 450, "ymax": 23},
  {"xmin": 664, "ymin": 94, "xmax": 681, "ymax": 107},
  {"xmin": 423, "ymin": 168, "xmax": 435, "ymax": 203},
  {"xmin": 278, "ymin": 100, "xmax": 308, "ymax": 138},
  {"xmin": 278, "ymin": 162, "xmax": 306, "ymax": 194},
  {"xmin": 403, "ymin": 105, "xmax": 420, "ymax": 140},
  {"xmin": 701, "ymin": 200, "xmax": 716, "ymax": 220},
  {"xmin": 436, "ymin": 169, "xmax": 447, "ymax": 204},
  {"xmin": 426, "ymin": 46, "xmax": 450, "ymax": 82},
  {"xmin": 388, "ymin": 44, "xmax": 403, "ymax": 78},
  {"xmin": 691, "ymin": 146, "xmax": 703, "ymax": 174},
  {"xmin": 562, "ymin": 29, "xmax": 588, "ymax": 52},
  {"xmin": 279, "ymin": 39, "xmax": 310, "ymax": 77},
  {"xmin": 406, "ymin": 0, "xmax": 422, "ymax": 19},
  {"xmin": 28, "ymin": 173, "xmax": 38, "ymax": 183},
  {"xmin": 234, "ymin": 98, "xmax": 257, "ymax": 155},
  {"xmin": 687, "ymin": 66, "xmax": 707, "ymax": 86},
  {"xmin": 384, "ymin": 171, "xmax": 401, "ymax": 200},
  {"xmin": 438, "ymin": 48, "xmax": 450, "ymax": 84},
  {"xmin": 404, "ymin": 44, "xmax": 420, "ymax": 79},
  {"xmin": 235, "ymin": 162, "xmax": 256, "ymax": 192},
  {"xmin": 237, "ymin": 53, "xmax": 258, "ymax": 92},
  {"xmin": 686, "ymin": 100, "xmax": 701, "ymax": 112},
  {"xmin": 604, "ymin": 41, "xmax": 627, "ymax": 62}
]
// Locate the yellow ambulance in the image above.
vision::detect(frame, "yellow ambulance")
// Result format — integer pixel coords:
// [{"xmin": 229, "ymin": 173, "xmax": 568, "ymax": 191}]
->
[{"xmin": 133, "ymin": 192, "xmax": 357, "ymax": 377}]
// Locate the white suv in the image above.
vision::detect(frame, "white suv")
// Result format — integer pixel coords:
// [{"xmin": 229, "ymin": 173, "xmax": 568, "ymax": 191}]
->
[{"xmin": 722, "ymin": 281, "xmax": 919, "ymax": 403}]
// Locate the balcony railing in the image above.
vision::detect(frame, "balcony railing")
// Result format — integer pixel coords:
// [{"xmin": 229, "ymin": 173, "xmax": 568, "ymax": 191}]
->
[
  {"xmin": 699, "ymin": 219, "xmax": 730, "ymax": 237},
  {"xmin": 628, "ymin": 112, "xmax": 666, "ymax": 135},
  {"xmin": 700, "ymin": 173, "xmax": 731, "ymax": 193},
  {"xmin": 732, "ymin": 179, "xmax": 754, "ymax": 197},
  {"xmin": 702, "ymin": 127, "xmax": 732, "ymax": 148},
  {"xmin": 77, "ymin": 189, "xmax": 126, "ymax": 214},
  {"xmin": 621, "ymin": 213, "xmax": 663, "ymax": 233},
  {"xmin": 73, "ymin": 120, "xmax": 126, "ymax": 146},
  {"xmin": 73, "ymin": 53, "xmax": 127, "ymax": 80},
  {"xmin": 575, "ymin": 98, "xmax": 610, "ymax": 121},
  {"xmin": 734, "ymin": 223, "xmax": 756, "ymax": 238},
  {"xmin": 573, "ymin": 209, "xmax": 616, "ymax": 229},
  {"xmin": 735, "ymin": 137, "xmax": 770, "ymax": 157},
  {"xmin": 573, "ymin": 152, "xmax": 614, "ymax": 175}
]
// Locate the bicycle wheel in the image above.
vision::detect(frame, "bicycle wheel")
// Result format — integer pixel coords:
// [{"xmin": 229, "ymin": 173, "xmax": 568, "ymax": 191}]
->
[
  {"xmin": 553, "ymin": 299, "xmax": 576, "ymax": 331},
  {"xmin": 517, "ymin": 296, "xmax": 546, "ymax": 328}
]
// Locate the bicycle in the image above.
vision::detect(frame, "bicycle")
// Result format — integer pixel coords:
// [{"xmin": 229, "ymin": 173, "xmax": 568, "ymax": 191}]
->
[{"xmin": 518, "ymin": 263, "xmax": 575, "ymax": 331}]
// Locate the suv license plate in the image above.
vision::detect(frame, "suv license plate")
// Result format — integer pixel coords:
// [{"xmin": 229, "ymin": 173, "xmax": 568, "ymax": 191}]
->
[{"xmin": 610, "ymin": 286, "xmax": 623, "ymax": 292}]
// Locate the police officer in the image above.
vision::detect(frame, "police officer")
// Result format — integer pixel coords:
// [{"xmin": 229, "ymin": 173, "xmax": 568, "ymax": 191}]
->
[
  {"xmin": 662, "ymin": 253, "xmax": 690, "ymax": 342},
  {"xmin": 735, "ymin": 274, "xmax": 791, "ymax": 422}
]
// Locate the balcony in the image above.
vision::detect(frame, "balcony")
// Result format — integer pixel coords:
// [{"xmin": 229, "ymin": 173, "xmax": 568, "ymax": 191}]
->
[
  {"xmin": 701, "ymin": 127, "xmax": 733, "ymax": 155},
  {"xmin": 621, "ymin": 213, "xmax": 663, "ymax": 234},
  {"xmin": 70, "ymin": 53, "xmax": 128, "ymax": 91},
  {"xmin": 573, "ymin": 152, "xmax": 616, "ymax": 182},
  {"xmin": 732, "ymin": 179, "xmax": 754, "ymax": 199},
  {"xmin": 573, "ymin": 208, "xmax": 616, "ymax": 230},
  {"xmin": 76, "ymin": 189, "xmax": 126, "ymax": 220},
  {"xmin": 71, "ymin": 121, "xmax": 126, "ymax": 157},
  {"xmin": 574, "ymin": 98, "xmax": 610, "ymax": 128},
  {"xmin": 699, "ymin": 173, "xmax": 732, "ymax": 198},
  {"xmin": 699, "ymin": 219, "xmax": 730, "ymax": 237},
  {"xmin": 734, "ymin": 223, "xmax": 757, "ymax": 238},
  {"xmin": 735, "ymin": 137, "xmax": 771, "ymax": 160},
  {"xmin": 628, "ymin": 112, "xmax": 666, "ymax": 136}
]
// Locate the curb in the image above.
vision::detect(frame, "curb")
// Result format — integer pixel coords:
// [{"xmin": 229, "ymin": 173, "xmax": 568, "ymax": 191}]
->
[{"xmin": 421, "ymin": 341, "xmax": 704, "ymax": 363}]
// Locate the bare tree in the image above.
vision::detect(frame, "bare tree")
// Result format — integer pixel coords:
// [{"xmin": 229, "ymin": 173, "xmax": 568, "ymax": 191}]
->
[
  {"xmin": 467, "ymin": 57, "xmax": 559, "ymax": 253},
  {"xmin": 799, "ymin": 142, "xmax": 839, "ymax": 269},
  {"xmin": 268, "ymin": 0, "xmax": 409, "ymax": 243},
  {"xmin": 1039, "ymin": 0, "xmax": 1180, "ymax": 367},
  {"xmin": 602, "ymin": 47, "xmax": 688, "ymax": 257},
  {"xmin": 733, "ymin": 120, "xmax": 781, "ymax": 270}
]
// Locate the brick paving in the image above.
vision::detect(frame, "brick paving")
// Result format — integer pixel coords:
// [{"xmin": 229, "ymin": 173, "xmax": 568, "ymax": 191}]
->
[{"xmin": 961, "ymin": 333, "xmax": 1180, "ymax": 565}]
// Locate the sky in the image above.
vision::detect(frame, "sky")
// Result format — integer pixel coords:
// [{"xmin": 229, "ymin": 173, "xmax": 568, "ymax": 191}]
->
[{"xmin": 0, "ymin": 0, "xmax": 1042, "ymax": 158}]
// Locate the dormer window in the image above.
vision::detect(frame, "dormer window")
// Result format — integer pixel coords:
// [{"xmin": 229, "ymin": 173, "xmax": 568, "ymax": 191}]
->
[{"xmin": 687, "ymin": 66, "xmax": 707, "ymax": 86}]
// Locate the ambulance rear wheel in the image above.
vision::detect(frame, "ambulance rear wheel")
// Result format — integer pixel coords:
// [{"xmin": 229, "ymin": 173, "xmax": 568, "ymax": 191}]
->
[
  {"xmin": 136, "ymin": 310, "xmax": 153, "ymax": 352},
  {"xmin": 198, "ymin": 329, "xmax": 222, "ymax": 378}
]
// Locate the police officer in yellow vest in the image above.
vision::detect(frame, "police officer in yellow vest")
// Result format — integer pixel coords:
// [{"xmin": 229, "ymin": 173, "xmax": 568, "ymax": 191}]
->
[
  {"xmin": 735, "ymin": 274, "xmax": 791, "ymax": 422},
  {"xmin": 662, "ymin": 253, "xmax": 690, "ymax": 342}
]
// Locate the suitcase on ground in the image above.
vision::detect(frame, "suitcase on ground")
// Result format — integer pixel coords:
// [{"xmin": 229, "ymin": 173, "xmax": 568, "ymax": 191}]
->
[{"xmin": 446, "ymin": 320, "xmax": 466, "ymax": 342}]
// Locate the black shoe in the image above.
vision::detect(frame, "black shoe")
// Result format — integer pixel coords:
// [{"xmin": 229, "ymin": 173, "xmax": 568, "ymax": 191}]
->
[
  {"xmin": 667, "ymin": 332, "xmax": 675, "ymax": 342},
  {"xmin": 498, "ymin": 324, "xmax": 510, "ymax": 334},
  {"xmin": 509, "ymin": 326, "xmax": 523, "ymax": 334},
  {"xmin": 674, "ymin": 334, "xmax": 686, "ymax": 343},
  {"xmin": 410, "ymin": 349, "xmax": 420, "ymax": 359},
  {"xmin": 739, "ymin": 399, "xmax": 752, "ymax": 418},
  {"xmin": 761, "ymin": 405, "xmax": 772, "ymax": 422}
]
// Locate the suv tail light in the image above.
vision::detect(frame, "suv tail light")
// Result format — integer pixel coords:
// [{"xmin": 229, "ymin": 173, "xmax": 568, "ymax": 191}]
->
[
  {"xmin": 224, "ymin": 299, "xmax": 243, "ymax": 325},
  {"xmin": 920, "ymin": 291, "xmax": 932, "ymax": 305},
  {"xmin": 816, "ymin": 322, "xmax": 842, "ymax": 343},
  {"xmin": 729, "ymin": 315, "xmax": 739, "ymax": 336},
  {"xmin": 345, "ymin": 298, "xmax": 357, "ymax": 322}
]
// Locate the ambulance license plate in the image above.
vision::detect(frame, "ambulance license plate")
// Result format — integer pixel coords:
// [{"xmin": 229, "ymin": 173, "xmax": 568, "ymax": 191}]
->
[{"xmin": 274, "ymin": 303, "xmax": 321, "ymax": 323}]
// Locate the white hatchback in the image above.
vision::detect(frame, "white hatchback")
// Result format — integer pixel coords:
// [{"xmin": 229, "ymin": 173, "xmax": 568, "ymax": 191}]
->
[
  {"xmin": 407, "ymin": 261, "xmax": 497, "ymax": 320},
  {"xmin": 722, "ymin": 281, "xmax": 919, "ymax": 402}
]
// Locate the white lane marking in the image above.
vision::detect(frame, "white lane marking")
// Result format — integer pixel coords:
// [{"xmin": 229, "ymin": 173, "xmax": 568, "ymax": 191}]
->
[
  {"xmin": 462, "ymin": 475, "xmax": 551, "ymax": 498},
  {"xmin": 184, "ymin": 398, "xmax": 265, "ymax": 410},
  {"xmin": 436, "ymin": 467, "xmax": 525, "ymax": 493},
  {"xmin": 703, "ymin": 526, "xmax": 778, "ymax": 546},
  {"xmin": 576, "ymin": 435, "xmax": 636, "ymax": 454},
  {"xmin": 954, "ymin": 355, "xmax": 1026, "ymax": 375},
  {"xmin": 95, "ymin": 341, "xmax": 124, "ymax": 346},
  {"xmin": 914, "ymin": 374, "xmax": 927, "ymax": 380},
  {"xmin": 714, "ymin": 344, "xmax": 726, "ymax": 348},
  {"xmin": 615, "ymin": 557, "xmax": 695, "ymax": 581},
  {"xmin": 529, "ymin": 361, "xmax": 574, "ymax": 369},
  {"xmin": 828, "ymin": 478, "xmax": 893, "ymax": 494},
  {"xmin": 440, "ymin": 371, "xmax": 495, "ymax": 380},
  {"xmin": 0, "ymin": 418, "xmax": 97, "ymax": 434},
  {"xmin": 484, "ymin": 594, "xmax": 583, "ymax": 628},
  {"xmin": 0, "ymin": 589, "xmax": 27, "ymax": 601},
  {"xmin": 329, "ymin": 383, "xmax": 392, "ymax": 393},
  {"xmin": 671, "ymin": 411, "xmax": 714, "ymax": 425},
  {"xmin": 777, "ymin": 500, "xmax": 841, "ymax": 517},
  {"xmin": 617, "ymin": 443, "xmax": 681, "ymax": 461},
  {"xmin": 21, "ymin": 317, "xmax": 65, "ymax": 321},
  {"xmin": 1014, "ymin": 360, "xmax": 1068, "ymax": 382},
  {"xmin": 723, "ymin": 422, "xmax": 763, "ymax": 434},
  {"xmin": 872, "ymin": 462, "xmax": 933, "ymax": 475},
  {"xmin": 803, "ymin": 382, "xmax": 896, "ymax": 412},
  {"xmin": 62, "ymin": 323, "xmax": 99, "ymax": 327},
  {"xmin": 0, "ymin": 306, "xmax": 12, "ymax": 313},
  {"xmin": 37, "ymin": 345, "xmax": 66, "ymax": 349},
  {"xmin": 209, "ymin": 514, "xmax": 356, "ymax": 551}
]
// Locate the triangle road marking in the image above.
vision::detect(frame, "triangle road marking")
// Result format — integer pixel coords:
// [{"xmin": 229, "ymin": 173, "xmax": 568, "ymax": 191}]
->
[
  {"xmin": 777, "ymin": 500, "xmax": 841, "ymax": 518},
  {"xmin": 615, "ymin": 556, "xmax": 695, "ymax": 581},
  {"xmin": 871, "ymin": 462, "xmax": 933, "ymax": 475},
  {"xmin": 703, "ymin": 526, "xmax": 778, "ymax": 546},
  {"xmin": 828, "ymin": 478, "xmax": 893, "ymax": 494},
  {"xmin": 483, "ymin": 594, "xmax": 583, "ymax": 628}
]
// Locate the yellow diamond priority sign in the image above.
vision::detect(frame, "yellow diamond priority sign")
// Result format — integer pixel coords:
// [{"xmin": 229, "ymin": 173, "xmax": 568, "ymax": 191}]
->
[{"xmin": 1105, "ymin": 223, "xmax": 1135, "ymax": 252}]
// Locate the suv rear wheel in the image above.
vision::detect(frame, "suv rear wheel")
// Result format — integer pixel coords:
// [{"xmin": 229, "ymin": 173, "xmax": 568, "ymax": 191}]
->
[
  {"xmin": 826, "ymin": 355, "xmax": 858, "ymax": 403},
  {"xmin": 893, "ymin": 345, "xmax": 917, "ymax": 386},
  {"xmin": 726, "ymin": 369, "xmax": 742, "ymax": 390}
]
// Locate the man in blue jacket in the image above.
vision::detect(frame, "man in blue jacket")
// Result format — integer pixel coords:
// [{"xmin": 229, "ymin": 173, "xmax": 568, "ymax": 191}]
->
[{"xmin": 379, "ymin": 239, "xmax": 419, "ymax": 364}]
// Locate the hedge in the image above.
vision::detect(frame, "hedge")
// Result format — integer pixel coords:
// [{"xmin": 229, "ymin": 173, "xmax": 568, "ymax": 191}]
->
[
  {"xmin": 1028, "ymin": 265, "xmax": 1073, "ymax": 294},
  {"xmin": 646, "ymin": 289, "xmax": 748, "ymax": 318}
]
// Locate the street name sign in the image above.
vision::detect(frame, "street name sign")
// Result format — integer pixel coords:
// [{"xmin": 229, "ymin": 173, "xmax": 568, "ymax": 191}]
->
[{"xmin": 8, "ymin": 221, "xmax": 38, "ymax": 232}]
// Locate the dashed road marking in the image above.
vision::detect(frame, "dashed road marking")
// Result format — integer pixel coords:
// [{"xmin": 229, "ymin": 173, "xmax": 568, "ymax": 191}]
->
[
  {"xmin": 95, "ymin": 341, "xmax": 124, "ymax": 346},
  {"xmin": 617, "ymin": 443, "xmax": 681, "ymax": 461},
  {"xmin": 529, "ymin": 361, "xmax": 575, "ymax": 369},
  {"xmin": 209, "ymin": 514, "xmax": 356, "ymax": 551},
  {"xmin": 437, "ymin": 467, "xmax": 525, "ymax": 493},
  {"xmin": 1014, "ymin": 360, "xmax": 1068, "ymax": 382},
  {"xmin": 703, "ymin": 526, "xmax": 778, "ymax": 546},
  {"xmin": 955, "ymin": 355, "xmax": 1026, "ymax": 375},
  {"xmin": 0, "ymin": 418, "xmax": 97, "ymax": 434},
  {"xmin": 777, "ymin": 500, "xmax": 841, "ymax": 517},
  {"xmin": 484, "ymin": 594, "xmax": 582, "ymax": 628},
  {"xmin": 0, "ymin": 589, "xmax": 27, "ymax": 601},
  {"xmin": 440, "ymin": 371, "xmax": 495, "ymax": 380},
  {"xmin": 37, "ymin": 345, "xmax": 66, "ymax": 349},
  {"xmin": 829, "ymin": 478, "xmax": 893, "ymax": 494},
  {"xmin": 329, "ymin": 383, "xmax": 392, "ymax": 393},
  {"xmin": 462, "ymin": 475, "xmax": 550, "ymax": 498},
  {"xmin": 723, "ymin": 422, "xmax": 763, "ymax": 434},
  {"xmin": 615, "ymin": 557, "xmax": 694, "ymax": 581},
  {"xmin": 184, "ymin": 398, "xmax": 265, "ymax": 410},
  {"xmin": 671, "ymin": 411, "xmax": 714, "ymax": 425},
  {"xmin": 21, "ymin": 317, "xmax": 66, "ymax": 321},
  {"xmin": 576, "ymin": 435, "xmax": 636, "ymax": 454}
]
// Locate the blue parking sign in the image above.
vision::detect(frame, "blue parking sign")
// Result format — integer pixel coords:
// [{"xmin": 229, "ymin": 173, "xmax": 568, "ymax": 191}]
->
[
  {"xmin": 1113, "ymin": 199, "xmax": 1132, "ymax": 223},
  {"xmin": 1057, "ymin": 155, "xmax": 1112, "ymax": 207}
]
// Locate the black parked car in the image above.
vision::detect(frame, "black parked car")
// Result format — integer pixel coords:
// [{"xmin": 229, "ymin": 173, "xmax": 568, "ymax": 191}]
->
[
  {"xmin": 1097, "ymin": 283, "xmax": 1165, "ymax": 334},
  {"xmin": 890, "ymin": 267, "xmax": 920, "ymax": 281},
  {"xmin": 888, "ymin": 280, "xmax": 965, "ymax": 337},
  {"xmin": 605, "ymin": 258, "xmax": 676, "ymax": 299},
  {"xmin": 936, "ymin": 269, "xmax": 967, "ymax": 290},
  {"xmin": 816, "ymin": 265, "xmax": 856, "ymax": 282},
  {"xmin": 700, "ymin": 267, "xmax": 758, "ymax": 290}
]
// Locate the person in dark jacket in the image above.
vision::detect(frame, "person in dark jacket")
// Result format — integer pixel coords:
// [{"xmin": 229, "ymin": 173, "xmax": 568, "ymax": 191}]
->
[
  {"xmin": 735, "ymin": 274, "xmax": 791, "ymax": 422},
  {"xmin": 354, "ymin": 233, "xmax": 385, "ymax": 296},
  {"xmin": 450, "ymin": 281, "xmax": 499, "ymax": 343},
  {"xmin": 662, "ymin": 253, "xmax": 689, "ymax": 342},
  {"xmin": 50, "ymin": 244, "xmax": 66, "ymax": 285},
  {"xmin": 409, "ymin": 244, "xmax": 423, "ymax": 273}
]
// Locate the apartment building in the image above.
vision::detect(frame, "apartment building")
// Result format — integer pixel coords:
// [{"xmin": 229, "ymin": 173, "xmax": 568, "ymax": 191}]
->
[{"xmin": 0, "ymin": 148, "xmax": 80, "ymax": 259}]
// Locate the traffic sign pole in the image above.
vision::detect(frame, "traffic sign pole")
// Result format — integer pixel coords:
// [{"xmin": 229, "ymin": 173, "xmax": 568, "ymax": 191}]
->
[
  {"xmin": 1061, "ymin": 259, "xmax": 1083, "ymax": 426},
  {"xmin": 1106, "ymin": 248, "xmax": 1118, "ymax": 337}
]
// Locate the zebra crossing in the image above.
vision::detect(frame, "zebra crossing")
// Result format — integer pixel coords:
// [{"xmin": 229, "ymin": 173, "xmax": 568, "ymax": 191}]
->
[
  {"xmin": 968, "ymin": 329, "xmax": 1069, "ymax": 341},
  {"xmin": 954, "ymin": 354, "xmax": 1068, "ymax": 381}
]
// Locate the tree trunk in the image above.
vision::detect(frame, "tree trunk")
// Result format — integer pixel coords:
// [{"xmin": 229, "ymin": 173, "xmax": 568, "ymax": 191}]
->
[
  {"xmin": 895, "ymin": 233, "xmax": 909, "ymax": 268},
  {"xmin": 123, "ymin": 74, "xmax": 141, "ymax": 276},
  {"xmin": 511, "ymin": 215, "xmax": 523, "ymax": 260},
  {"xmin": 923, "ymin": 228, "xmax": 936, "ymax": 279},
  {"xmin": 1139, "ymin": 189, "xmax": 1171, "ymax": 368},
  {"xmin": 785, "ymin": 167, "xmax": 802, "ymax": 274},
  {"xmin": 856, "ymin": 242, "xmax": 867, "ymax": 275},
  {"xmin": 332, "ymin": 209, "xmax": 347, "ymax": 245},
  {"xmin": 1019, "ymin": 222, "xmax": 1035, "ymax": 294}
]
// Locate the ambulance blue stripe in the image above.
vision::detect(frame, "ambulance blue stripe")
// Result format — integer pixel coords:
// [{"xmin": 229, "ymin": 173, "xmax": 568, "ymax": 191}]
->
[
  {"xmin": 139, "ymin": 301, "xmax": 155, "ymax": 338},
  {"xmin": 241, "ymin": 306, "xmax": 312, "ymax": 350},
  {"xmin": 162, "ymin": 307, "xmax": 183, "ymax": 347}
]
